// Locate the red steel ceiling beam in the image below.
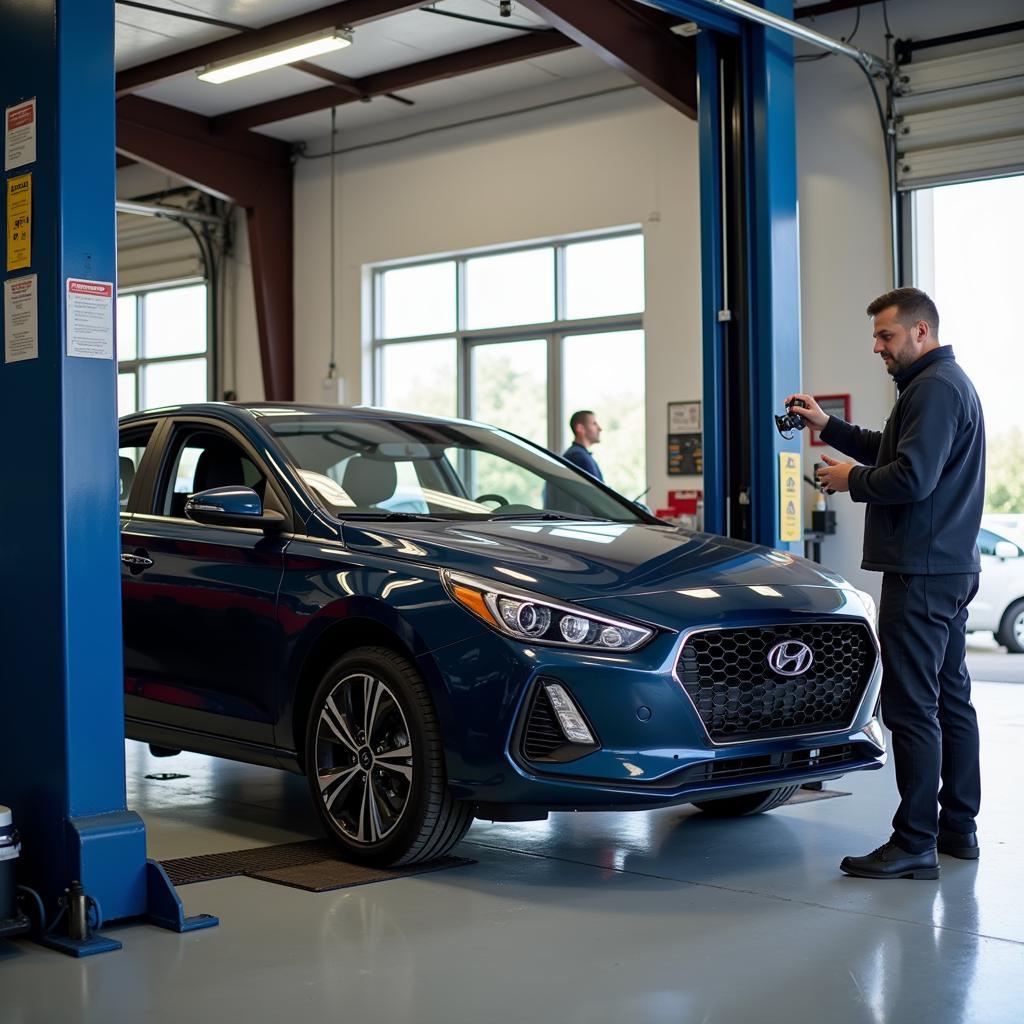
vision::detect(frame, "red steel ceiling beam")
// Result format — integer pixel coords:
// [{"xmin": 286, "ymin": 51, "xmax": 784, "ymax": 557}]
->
[
  {"xmin": 115, "ymin": 0, "xmax": 426, "ymax": 97},
  {"xmin": 116, "ymin": 96, "xmax": 295, "ymax": 400},
  {"xmin": 517, "ymin": 0, "xmax": 697, "ymax": 120},
  {"xmin": 213, "ymin": 30, "xmax": 577, "ymax": 132}
]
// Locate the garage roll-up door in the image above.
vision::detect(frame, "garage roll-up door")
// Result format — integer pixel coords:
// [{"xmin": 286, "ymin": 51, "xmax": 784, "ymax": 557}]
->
[
  {"xmin": 117, "ymin": 211, "xmax": 203, "ymax": 289},
  {"xmin": 895, "ymin": 40, "xmax": 1024, "ymax": 190}
]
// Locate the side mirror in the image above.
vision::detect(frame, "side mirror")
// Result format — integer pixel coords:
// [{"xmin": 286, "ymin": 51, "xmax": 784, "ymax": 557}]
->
[
  {"xmin": 185, "ymin": 486, "xmax": 284, "ymax": 532},
  {"xmin": 994, "ymin": 540, "xmax": 1020, "ymax": 559}
]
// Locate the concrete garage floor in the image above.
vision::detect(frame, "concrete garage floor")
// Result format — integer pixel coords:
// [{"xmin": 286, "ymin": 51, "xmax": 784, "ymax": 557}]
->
[{"xmin": 4, "ymin": 671, "xmax": 1024, "ymax": 1023}]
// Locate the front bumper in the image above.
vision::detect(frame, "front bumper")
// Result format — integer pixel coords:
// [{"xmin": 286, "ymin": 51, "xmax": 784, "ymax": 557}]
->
[{"xmin": 423, "ymin": 610, "xmax": 885, "ymax": 811}]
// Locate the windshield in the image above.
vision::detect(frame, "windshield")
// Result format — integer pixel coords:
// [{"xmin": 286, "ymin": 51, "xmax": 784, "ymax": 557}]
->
[{"xmin": 264, "ymin": 415, "xmax": 646, "ymax": 523}]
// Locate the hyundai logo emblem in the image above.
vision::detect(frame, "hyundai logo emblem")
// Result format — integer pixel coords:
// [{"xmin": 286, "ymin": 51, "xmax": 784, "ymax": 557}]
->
[{"xmin": 767, "ymin": 640, "xmax": 814, "ymax": 677}]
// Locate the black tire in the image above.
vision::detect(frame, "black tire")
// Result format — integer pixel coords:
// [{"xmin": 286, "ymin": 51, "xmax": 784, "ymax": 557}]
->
[
  {"xmin": 693, "ymin": 785, "xmax": 800, "ymax": 817},
  {"xmin": 148, "ymin": 744, "xmax": 181, "ymax": 758},
  {"xmin": 304, "ymin": 646, "xmax": 472, "ymax": 867},
  {"xmin": 997, "ymin": 599, "xmax": 1024, "ymax": 654}
]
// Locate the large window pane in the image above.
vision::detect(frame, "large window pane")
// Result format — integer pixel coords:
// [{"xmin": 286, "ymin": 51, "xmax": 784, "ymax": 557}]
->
[
  {"xmin": 141, "ymin": 357, "xmax": 207, "ymax": 409},
  {"xmin": 380, "ymin": 262, "xmax": 456, "ymax": 339},
  {"xmin": 562, "ymin": 330, "xmax": 645, "ymax": 500},
  {"xmin": 379, "ymin": 338, "xmax": 457, "ymax": 417},
  {"xmin": 142, "ymin": 284, "xmax": 207, "ymax": 358},
  {"xmin": 117, "ymin": 295, "xmax": 137, "ymax": 361},
  {"xmin": 465, "ymin": 248, "xmax": 554, "ymax": 330},
  {"xmin": 564, "ymin": 235, "xmax": 645, "ymax": 320},
  {"xmin": 471, "ymin": 339, "xmax": 547, "ymax": 446},
  {"xmin": 118, "ymin": 372, "xmax": 137, "ymax": 416}
]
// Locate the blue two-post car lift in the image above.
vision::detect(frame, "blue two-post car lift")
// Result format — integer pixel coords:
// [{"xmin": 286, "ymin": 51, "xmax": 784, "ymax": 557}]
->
[{"xmin": 0, "ymin": 0, "xmax": 802, "ymax": 954}]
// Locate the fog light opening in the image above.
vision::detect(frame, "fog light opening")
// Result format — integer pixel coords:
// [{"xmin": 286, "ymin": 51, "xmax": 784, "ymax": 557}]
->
[
  {"xmin": 864, "ymin": 717, "xmax": 886, "ymax": 751},
  {"xmin": 543, "ymin": 683, "xmax": 595, "ymax": 745}
]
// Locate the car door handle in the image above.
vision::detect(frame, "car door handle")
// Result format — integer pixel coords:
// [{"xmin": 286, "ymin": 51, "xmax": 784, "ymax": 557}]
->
[{"xmin": 121, "ymin": 552, "xmax": 154, "ymax": 570}]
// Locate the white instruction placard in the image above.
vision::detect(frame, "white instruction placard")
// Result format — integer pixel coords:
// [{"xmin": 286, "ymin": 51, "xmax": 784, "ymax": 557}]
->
[
  {"xmin": 4, "ymin": 274, "xmax": 39, "ymax": 363},
  {"xmin": 5, "ymin": 98, "xmax": 37, "ymax": 171},
  {"xmin": 66, "ymin": 278, "xmax": 114, "ymax": 359}
]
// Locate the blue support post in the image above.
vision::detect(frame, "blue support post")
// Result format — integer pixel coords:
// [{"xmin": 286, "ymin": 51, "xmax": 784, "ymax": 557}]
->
[
  {"xmin": 643, "ymin": 0, "xmax": 804, "ymax": 550},
  {"xmin": 0, "ymin": 0, "xmax": 215, "ymax": 955},
  {"xmin": 696, "ymin": 31, "xmax": 727, "ymax": 537},
  {"xmin": 743, "ymin": 2, "xmax": 803, "ymax": 550}
]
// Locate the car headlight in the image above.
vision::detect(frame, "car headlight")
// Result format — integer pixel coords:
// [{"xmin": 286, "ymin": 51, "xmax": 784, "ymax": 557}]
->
[{"xmin": 443, "ymin": 570, "xmax": 654, "ymax": 651}]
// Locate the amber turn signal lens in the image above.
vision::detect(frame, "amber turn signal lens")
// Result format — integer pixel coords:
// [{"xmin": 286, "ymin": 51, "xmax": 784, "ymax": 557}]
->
[{"xmin": 451, "ymin": 584, "xmax": 498, "ymax": 626}]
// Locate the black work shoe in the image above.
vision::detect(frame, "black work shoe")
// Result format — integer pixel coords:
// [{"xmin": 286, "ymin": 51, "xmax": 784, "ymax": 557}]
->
[
  {"xmin": 938, "ymin": 829, "xmax": 980, "ymax": 860},
  {"xmin": 840, "ymin": 841, "xmax": 940, "ymax": 879}
]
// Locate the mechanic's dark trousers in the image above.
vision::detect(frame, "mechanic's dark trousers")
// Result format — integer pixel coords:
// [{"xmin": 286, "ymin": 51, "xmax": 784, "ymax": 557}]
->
[{"xmin": 878, "ymin": 572, "xmax": 981, "ymax": 853}]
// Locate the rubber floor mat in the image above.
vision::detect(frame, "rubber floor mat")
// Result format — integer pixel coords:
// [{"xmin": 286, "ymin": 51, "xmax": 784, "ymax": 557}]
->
[
  {"xmin": 162, "ymin": 838, "xmax": 473, "ymax": 891},
  {"xmin": 786, "ymin": 788, "xmax": 851, "ymax": 804}
]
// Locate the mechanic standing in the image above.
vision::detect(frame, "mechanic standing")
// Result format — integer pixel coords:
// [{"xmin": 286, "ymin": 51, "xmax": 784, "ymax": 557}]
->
[{"xmin": 786, "ymin": 287, "xmax": 986, "ymax": 880}]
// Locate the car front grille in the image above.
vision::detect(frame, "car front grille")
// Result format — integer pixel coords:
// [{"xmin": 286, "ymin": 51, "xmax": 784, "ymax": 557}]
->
[{"xmin": 676, "ymin": 622, "xmax": 876, "ymax": 742}]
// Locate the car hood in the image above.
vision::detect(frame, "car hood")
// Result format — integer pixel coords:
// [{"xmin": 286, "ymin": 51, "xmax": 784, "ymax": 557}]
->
[{"xmin": 340, "ymin": 519, "xmax": 850, "ymax": 604}]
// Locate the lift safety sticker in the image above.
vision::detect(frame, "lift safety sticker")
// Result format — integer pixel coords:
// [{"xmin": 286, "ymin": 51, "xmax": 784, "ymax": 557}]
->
[
  {"xmin": 4, "ymin": 98, "xmax": 36, "ymax": 171},
  {"xmin": 66, "ymin": 279, "xmax": 114, "ymax": 360},
  {"xmin": 3, "ymin": 274, "xmax": 38, "ymax": 364},
  {"xmin": 779, "ymin": 451, "xmax": 802, "ymax": 543},
  {"xmin": 6, "ymin": 173, "xmax": 31, "ymax": 271}
]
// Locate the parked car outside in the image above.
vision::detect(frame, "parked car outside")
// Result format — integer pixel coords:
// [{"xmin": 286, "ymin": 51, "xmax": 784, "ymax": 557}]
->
[
  {"xmin": 118, "ymin": 403, "xmax": 886, "ymax": 866},
  {"xmin": 968, "ymin": 523, "xmax": 1024, "ymax": 653}
]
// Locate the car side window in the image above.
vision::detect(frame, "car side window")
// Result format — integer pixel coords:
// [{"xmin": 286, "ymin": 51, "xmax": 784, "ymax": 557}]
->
[
  {"xmin": 118, "ymin": 425, "xmax": 155, "ymax": 511},
  {"xmin": 977, "ymin": 529, "xmax": 999, "ymax": 557},
  {"xmin": 158, "ymin": 428, "xmax": 269, "ymax": 519}
]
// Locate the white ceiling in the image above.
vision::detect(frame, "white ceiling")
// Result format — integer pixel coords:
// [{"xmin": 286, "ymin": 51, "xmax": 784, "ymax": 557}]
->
[{"xmin": 115, "ymin": 0, "xmax": 612, "ymax": 141}]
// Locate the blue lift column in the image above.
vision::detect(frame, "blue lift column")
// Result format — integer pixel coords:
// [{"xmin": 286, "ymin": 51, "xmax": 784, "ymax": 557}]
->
[
  {"xmin": 646, "ymin": 0, "xmax": 803, "ymax": 550},
  {"xmin": 0, "ymin": 1, "xmax": 214, "ymax": 955}
]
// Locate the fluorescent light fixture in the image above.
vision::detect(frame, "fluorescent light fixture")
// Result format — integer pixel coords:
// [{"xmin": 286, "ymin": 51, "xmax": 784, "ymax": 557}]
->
[{"xmin": 197, "ymin": 29, "xmax": 352, "ymax": 85}]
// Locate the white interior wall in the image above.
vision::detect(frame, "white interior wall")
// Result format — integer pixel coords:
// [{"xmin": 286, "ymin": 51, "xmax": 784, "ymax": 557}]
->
[{"xmin": 288, "ymin": 85, "xmax": 703, "ymax": 512}]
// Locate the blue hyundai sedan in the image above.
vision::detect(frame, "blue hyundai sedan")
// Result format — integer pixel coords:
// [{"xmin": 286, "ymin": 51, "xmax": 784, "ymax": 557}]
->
[{"xmin": 118, "ymin": 403, "xmax": 885, "ymax": 866}]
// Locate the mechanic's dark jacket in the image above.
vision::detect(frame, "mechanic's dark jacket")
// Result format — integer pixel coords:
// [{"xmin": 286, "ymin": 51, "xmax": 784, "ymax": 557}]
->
[{"xmin": 820, "ymin": 346, "xmax": 984, "ymax": 574}]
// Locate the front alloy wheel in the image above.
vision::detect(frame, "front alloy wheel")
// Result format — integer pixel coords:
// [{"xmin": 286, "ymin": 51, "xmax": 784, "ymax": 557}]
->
[{"xmin": 305, "ymin": 647, "xmax": 472, "ymax": 866}]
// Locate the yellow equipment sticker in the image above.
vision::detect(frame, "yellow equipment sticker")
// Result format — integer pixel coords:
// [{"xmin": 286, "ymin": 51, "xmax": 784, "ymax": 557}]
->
[
  {"xmin": 6, "ymin": 172, "xmax": 31, "ymax": 271},
  {"xmin": 779, "ymin": 451, "xmax": 802, "ymax": 543}
]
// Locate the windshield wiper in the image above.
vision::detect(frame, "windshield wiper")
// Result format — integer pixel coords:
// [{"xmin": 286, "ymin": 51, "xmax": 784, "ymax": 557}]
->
[
  {"xmin": 486, "ymin": 512, "xmax": 611, "ymax": 522},
  {"xmin": 341, "ymin": 511, "xmax": 445, "ymax": 521}
]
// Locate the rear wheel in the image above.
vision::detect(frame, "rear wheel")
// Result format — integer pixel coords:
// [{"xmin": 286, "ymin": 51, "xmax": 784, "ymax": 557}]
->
[
  {"xmin": 692, "ymin": 785, "xmax": 800, "ymax": 817},
  {"xmin": 304, "ymin": 646, "xmax": 472, "ymax": 866},
  {"xmin": 997, "ymin": 599, "xmax": 1024, "ymax": 654}
]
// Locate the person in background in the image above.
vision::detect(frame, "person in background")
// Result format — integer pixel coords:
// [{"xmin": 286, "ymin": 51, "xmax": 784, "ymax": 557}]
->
[
  {"xmin": 786, "ymin": 286, "xmax": 985, "ymax": 881},
  {"xmin": 563, "ymin": 410, "xmax": 604, "ymax": 482}
]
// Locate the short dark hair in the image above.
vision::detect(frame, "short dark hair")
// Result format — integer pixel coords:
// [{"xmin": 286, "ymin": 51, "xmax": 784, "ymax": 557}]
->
[
  {"xmin": 866, "ymin": 287, "xmax": 939, "ymax": 336},
  {"xmin": 569, "ymin": 410, "xmax": 594, "ymax": 434}
]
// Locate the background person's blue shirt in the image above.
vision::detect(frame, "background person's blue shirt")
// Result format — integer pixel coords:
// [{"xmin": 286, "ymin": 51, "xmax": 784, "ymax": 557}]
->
[{"xmin": 562, "ymin": 442, "xmax": 603, "ymax": 482}]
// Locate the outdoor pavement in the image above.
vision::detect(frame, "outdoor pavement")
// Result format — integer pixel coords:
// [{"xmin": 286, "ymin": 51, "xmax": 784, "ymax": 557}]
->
[{"xmin": 967, "ymin": 632, "xmax": 1024, "ymax": 685}]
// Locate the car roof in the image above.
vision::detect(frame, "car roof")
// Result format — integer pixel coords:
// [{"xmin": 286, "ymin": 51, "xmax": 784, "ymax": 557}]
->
[{"xmin": 118, "ymin": 401, "xmax": 489, "ymax": 431}]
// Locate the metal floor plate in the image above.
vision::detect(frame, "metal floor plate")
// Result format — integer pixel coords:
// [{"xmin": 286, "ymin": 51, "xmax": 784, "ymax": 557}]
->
[{"xmin": 161, "ymin": 838, "xmax": 473, "ymax": 891}]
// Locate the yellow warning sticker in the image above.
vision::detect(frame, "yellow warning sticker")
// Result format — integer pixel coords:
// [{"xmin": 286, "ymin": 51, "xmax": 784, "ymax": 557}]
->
[
  {"xmin": 779, "ymin": 451, "xmax": 802, "ymax": 543},
  {"xmin": 6, "ymin": 172, "xmax": 31, "ymax": 271}
]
